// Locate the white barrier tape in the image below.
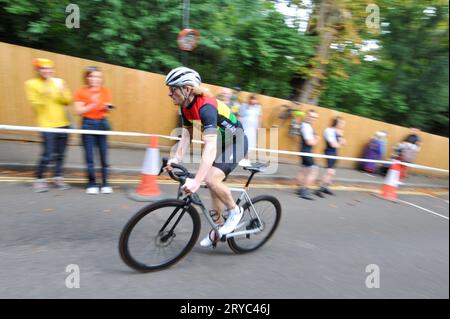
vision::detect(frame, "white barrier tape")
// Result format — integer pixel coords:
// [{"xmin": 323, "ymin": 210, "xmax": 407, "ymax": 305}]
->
[
  {"xmin": 250, "ymin": 147, "xmax": 449, "ymax": 173},
  {"xmin": 399, "ymin": 162, "xmax": 449, "ymax": 173},
  {"xmin": 1, "ymin": 124, "xmax": 448, "ymax": 173},
  {"xmin": 250, "ymin": 146, "xmax": 392, "ymax": 165},
  {"xmin": 0, "ymin": 124, "xmax": 180, "ymax": 140}
]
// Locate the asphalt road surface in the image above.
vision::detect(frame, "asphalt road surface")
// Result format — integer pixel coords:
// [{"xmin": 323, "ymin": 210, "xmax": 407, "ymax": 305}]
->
[{"xmin": 0, "ymin": 181, "xmax": 448, "ymax": 299}]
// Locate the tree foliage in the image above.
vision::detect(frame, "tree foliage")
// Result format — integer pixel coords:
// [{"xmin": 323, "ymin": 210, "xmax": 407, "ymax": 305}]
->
[
  {"xmin": 318, "ymin": 0, "xmax": 449, "ymax": 136},
  {"xmin": 0, "ymin": 0, "xmax": 316, "ymax": 98},
  {"xmin": 0, "ymin": 0, "xmax": 448, "ymax": 135}
]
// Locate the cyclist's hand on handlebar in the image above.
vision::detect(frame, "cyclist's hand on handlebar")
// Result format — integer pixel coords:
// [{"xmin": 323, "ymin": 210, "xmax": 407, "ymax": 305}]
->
[
  {"xmin": 181, "ymin": 178, "xmax": 200, "ymax": 195},
  {"xmin": 164, "ymin": 157, "xmax": 179, "ymax": 172}
]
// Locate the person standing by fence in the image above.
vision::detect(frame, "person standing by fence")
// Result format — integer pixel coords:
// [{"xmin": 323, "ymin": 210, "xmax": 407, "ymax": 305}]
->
[
  {"xmin": 296, "ymin": 109, "xmax": 320, "ymax": 200},
  {"xmin": 361, "ymin": 131, "xmax": 384, "ymax": 174},
  {"xmin": 392, "ymin": 128, "xmax": 422, "ymax": 181},
  {"xmin": 74, "ymin": 66, "xmax": 114, "ymax": 195},
  {"xmin": 217, "ymin": 87, "xmax": 240, "ymax": 115},
  {"xmin": 25, "ymin": 58, "xmax": 72, "ymax": 193},
  {"xmin": 315, "ymin": 116, "xmax": 346, "ymax": 197},
  {"xmin": 238, "ymin": 94, "xmax": 262, "ymax": 166}
]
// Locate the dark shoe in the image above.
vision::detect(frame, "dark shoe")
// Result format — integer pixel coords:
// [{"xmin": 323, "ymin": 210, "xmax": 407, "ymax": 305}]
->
[
  {"xmin": 321, "ymin": 187, "xmax": 334, "ymax": 196},
  {"xmin": 314, "ymin": 189, "xmax": 325, "ymax": 198},
  {"xmin": 297, "ymin": 188, "xmax": 314, "ymax": 200}
]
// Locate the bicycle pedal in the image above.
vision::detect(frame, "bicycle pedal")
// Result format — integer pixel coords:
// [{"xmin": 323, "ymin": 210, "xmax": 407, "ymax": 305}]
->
[{"xmin": 208, "ymin": 229, "xmax": 221, "ymax": 248}]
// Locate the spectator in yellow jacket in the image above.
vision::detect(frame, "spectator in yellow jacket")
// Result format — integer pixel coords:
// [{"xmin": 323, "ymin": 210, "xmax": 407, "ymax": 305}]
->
[{"xmin": 25, "ymin": 58, "xmax": 72, "ymax": 192}]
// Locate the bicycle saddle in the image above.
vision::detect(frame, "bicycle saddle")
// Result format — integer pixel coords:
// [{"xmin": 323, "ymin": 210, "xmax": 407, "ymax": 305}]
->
[{"xmin": 243, "ymin": 162, "xmax": 267, "ymax": 173}]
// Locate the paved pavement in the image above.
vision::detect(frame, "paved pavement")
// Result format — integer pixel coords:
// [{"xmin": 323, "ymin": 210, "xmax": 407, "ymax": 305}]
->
[
  {"xmin": 0, "ymin": 139, "xmax": 448, "ymax": 188},
  {"xmin": 0, "ymin": 180, "xmax": 448, "ymax": 299}
]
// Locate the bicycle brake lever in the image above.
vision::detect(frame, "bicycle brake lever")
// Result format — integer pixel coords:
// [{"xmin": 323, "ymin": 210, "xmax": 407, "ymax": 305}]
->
[{"xmin": 159, "ymin": 157, "xmax": 169, "ymax": 175}]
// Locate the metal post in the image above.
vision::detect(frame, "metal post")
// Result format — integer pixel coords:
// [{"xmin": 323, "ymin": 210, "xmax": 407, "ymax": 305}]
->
[
  {"xmin": 183, "ymin": 0, "xmax": 190, "ymax": 28},
  {"xmin": 181, "ymin": 0, "xmax": 190, "ymax": 65}
]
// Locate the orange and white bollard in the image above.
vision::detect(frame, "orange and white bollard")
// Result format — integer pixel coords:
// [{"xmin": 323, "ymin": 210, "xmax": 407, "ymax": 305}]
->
[
  {"xmin": 127, "ymin": 136, "xmax": 164, "ymax": 202},
  {"xmin": 378, "ymin": 161, "xmax": 402, "ymax": 202}
]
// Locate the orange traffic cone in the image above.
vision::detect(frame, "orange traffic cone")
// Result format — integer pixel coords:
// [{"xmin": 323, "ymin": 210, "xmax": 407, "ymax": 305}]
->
[
  {"xmin": 378, "ymin": 161, "xmax": 402, "ymax": 202},
  {"xmin": 127, "ymin": 136, "xmax": 164, "ymax": 202}
]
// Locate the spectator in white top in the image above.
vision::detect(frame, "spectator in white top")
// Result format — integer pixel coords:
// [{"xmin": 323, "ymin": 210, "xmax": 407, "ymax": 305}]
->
[
  {"xmin": 315, "ymin": 116, "xmax": 346, "ymax": 197},
  {"xmin": 238, "ymin": 94, "xmax": 262, "ymax": 167},
  {"xmin": 296, "ymin": 109, "xmax": 320, "ymax": 200}
]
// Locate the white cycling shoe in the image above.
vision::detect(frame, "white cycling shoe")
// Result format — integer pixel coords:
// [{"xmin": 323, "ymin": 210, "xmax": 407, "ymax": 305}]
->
[
  {"xmin": 219, "ymin": 206, "xmax": 244, "ymax": 236},
  {"xmin": 200, "ymin": 234, "xmax": 214, "ymax": 247},
  {"xmin": 200, "ymin": 228, "xmax": 221, "ymax": 247},
  {"xmin": 200, "ymin": 207, "xmax": 244, "ymax": 248}
]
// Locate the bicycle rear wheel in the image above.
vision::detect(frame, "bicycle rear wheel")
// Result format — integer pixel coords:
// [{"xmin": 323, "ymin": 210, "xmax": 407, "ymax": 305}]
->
[
  {"xmin": 119, "ymin": 199, "xmax": 201, "ymax": 272},
  {"xmin": 227, "ymin": 195, "xmax": 281, "ymax": 254}
]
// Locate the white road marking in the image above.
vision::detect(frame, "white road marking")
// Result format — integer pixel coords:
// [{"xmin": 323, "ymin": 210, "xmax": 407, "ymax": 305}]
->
[
  {"xmin": 397, "ymin": 199, "xmax": 449, "ymax": 221},
  {"xmin": 425, "ymin": 193, "xmax": 450, "ymax": 204}
]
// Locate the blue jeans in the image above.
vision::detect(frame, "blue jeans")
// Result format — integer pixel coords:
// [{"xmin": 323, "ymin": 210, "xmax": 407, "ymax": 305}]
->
[
  {"xmin": 81, "ymin": 118, "xmax": 110, "ymax": 187},
  {"xmin": 36, "ymin": 127, "xmax": 69, "ymax": 179}
]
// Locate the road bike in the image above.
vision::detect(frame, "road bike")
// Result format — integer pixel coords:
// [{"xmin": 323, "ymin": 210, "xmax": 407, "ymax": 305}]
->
[{"xmin": 119, "ymin": 158, "xmax": 282, "ymax": 272}]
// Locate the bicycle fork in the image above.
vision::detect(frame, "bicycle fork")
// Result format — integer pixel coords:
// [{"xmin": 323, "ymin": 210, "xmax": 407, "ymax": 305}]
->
[{"xmin": 158, "ymin": 199, "xmax": 193, "ymax": 243}]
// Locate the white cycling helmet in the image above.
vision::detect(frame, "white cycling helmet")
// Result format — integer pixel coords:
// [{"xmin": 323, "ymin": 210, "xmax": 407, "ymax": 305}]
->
[{"xmin": 165, "ymin": 66, "xmax": 201, "ymax": 87}]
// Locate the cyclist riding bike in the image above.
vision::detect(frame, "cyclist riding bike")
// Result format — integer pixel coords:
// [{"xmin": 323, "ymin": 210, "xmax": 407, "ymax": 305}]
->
[{"xmin": 164, "ymin": 67, "xmax": 249, "ymax": 247}]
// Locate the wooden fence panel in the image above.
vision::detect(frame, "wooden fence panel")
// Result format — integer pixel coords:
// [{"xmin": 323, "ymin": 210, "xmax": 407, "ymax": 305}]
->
[{"xmin": 0, "ymin": 42, "xmax": 448, "ymax": 173}]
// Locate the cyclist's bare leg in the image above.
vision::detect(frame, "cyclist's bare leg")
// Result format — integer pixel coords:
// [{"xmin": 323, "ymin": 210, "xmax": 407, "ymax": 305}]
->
[
  {"xmin": 210, "ymin": 191, "xmax": 226, "ymax": 225},
  {"xmin": 204, "ymin": 167, "xmax": 236, "ymax": 213}
]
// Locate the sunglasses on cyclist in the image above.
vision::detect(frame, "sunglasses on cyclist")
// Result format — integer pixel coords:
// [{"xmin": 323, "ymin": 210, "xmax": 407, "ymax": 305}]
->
[{"xmin": 169, "ymin": 86, "xmax": 179, "ymax": 94}]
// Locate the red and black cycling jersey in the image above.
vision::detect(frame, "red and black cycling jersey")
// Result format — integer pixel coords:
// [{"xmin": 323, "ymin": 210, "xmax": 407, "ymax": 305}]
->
[{"xmin": 180, "ymin": 95, "xmax": 244, "ymax": 146}]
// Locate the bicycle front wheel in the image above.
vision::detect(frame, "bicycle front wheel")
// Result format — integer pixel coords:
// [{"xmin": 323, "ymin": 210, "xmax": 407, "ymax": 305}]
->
[
  {"xmin": 227, "ymin": 195, "xmax": 281, "ymax": 254},
  {"xmin": 119, "ymin": 199, "xmax": 201, "ymax": 272}
]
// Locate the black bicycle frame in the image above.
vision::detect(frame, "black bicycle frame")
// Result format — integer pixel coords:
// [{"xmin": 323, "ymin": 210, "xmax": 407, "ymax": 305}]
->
[{"xmin": 158, "ymin": 197, "xmax": 194, "ymax": 242}]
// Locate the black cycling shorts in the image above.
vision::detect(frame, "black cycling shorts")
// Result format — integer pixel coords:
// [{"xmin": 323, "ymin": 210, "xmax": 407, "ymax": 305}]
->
[
  {"xmin": 213, "ymin": 134, "xmax": 248, "ymax": 177},
  {"xmin": 301, "ymin": 155, "xmax": 315, "ymax": 168},
  {"xmin": 300, "ymin": 145, "xmax": 315, "ymax": 168},
  {"xmin": 325, "ymin": 149, "xmax": 337, "ymax": 169}
]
